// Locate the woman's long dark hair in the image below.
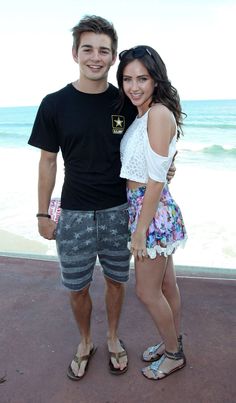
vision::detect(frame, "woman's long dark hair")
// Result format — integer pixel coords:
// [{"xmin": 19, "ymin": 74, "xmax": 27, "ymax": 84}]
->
[{"xmin": 116, "ymin": 46, "xmax": 186, "ymax": 139}]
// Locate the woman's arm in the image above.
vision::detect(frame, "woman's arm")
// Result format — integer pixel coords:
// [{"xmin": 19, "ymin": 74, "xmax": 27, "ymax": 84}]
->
[
  {"xmin": 131, "ymin": 105, "xmax": 174, "ymax": 259},
  {"xmin": 131, "ymin": 179, "xmax": 164, "ymax": 259}
]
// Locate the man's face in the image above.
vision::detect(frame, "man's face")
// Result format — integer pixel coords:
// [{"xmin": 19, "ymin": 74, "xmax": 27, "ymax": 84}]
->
[{"xmin": 73, "ymin": 32, "xmax": 117, "ymax": 82}]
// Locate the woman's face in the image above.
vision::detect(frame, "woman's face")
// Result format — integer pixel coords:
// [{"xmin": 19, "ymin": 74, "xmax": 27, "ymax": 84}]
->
[{"xmin": 122, "ymin": 59, "xmax": 155, "ymax": 113}]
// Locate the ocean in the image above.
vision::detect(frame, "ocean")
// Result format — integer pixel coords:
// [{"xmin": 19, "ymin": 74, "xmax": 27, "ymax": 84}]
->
[{"xmin": 0, "ymin": 99, "xmax": 235, "ymax": 269}]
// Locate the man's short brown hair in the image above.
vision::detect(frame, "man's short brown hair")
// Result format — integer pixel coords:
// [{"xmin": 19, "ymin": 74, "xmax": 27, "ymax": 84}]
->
[{"xmin": 72, "ymin": 15, "xmax": 118, "ymax": 56}]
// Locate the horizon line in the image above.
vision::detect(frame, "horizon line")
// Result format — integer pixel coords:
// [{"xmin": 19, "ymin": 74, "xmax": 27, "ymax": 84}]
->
[{"xmin": 0, "ymin": 98, "xmax": 236, "ymax": 109}]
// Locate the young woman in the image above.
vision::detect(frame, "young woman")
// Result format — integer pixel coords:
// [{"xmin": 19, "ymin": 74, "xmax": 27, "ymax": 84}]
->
[{"xmin": 117, "ymin": 46, "xmax": 187, "ymax": 380}]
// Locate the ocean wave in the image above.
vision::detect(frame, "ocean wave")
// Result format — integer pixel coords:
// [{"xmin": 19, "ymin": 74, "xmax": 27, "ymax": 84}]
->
[
  {"xmin": 202, "ymin": 145, "xmax": 236, "ymax": 155},
  {"xmin": 182, "ymin": 144, "xmax": 236, "ymax": 156},
  {"xmin": 185, "ymin": 123, "xmax": 236, "ymax": 130},
  {"xmin": 0, "ymin": 122, "xmax": 33, "ymax": 127},
  {"xmin": 0, "ymin": 130, "xmax": 30, "ymax": 138}
]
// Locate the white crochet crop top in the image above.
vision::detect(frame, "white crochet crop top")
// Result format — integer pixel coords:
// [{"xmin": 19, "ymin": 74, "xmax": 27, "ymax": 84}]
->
[{"xmin": 120, "ymin": 109, "xmax": 177, "ymax": 184}]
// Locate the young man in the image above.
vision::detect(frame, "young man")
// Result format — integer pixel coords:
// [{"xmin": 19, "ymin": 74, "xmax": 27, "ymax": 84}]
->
[{"xmin": 28, "ymin": 15, "xmax": 176, "ymax": 380}]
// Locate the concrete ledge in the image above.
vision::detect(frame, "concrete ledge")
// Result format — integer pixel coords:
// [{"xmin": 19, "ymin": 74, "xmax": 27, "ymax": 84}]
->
[{"xmin": 0, "ymin": 252, "xmax": 235, "ymax": 279}]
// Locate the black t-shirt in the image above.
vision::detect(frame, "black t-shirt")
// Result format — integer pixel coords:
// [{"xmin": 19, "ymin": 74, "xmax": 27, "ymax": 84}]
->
[{"xmin": 28, "ymin": 83, "xmax": 137, "ymax": 210}]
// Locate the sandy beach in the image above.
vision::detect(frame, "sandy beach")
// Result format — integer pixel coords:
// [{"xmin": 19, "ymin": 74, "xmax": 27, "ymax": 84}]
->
[
  {"xmin": 0, "ymin": 229, "xmax": 49, "ymax": 255},
  {"xmin": 1, "ymin": 155, "xmax": 235, "ymax": 269},
  {"xmin": 0, "ymin": 99, "xmax": 236, "ymax": 270}
]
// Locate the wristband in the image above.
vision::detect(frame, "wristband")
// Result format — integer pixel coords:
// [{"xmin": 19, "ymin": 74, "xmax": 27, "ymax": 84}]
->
[{"xmin": 36, "ymin": 213, "xmax": 51, "ymax": 219}]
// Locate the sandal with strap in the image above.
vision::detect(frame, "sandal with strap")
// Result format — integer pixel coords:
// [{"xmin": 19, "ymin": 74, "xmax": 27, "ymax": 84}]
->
[
  {"xmin": 67, "ymin": 346, "xmax": 97, "ymax": 381},
  {"xmin": 109, "ymin": 339, "xmax": 128, "ymax": 375},
  {"xmin": 178, "ymin": 334, "xmax": 183, "ymax": 353},
  {"xmin": 142, "ymin": 349, "xmax": 186, "ymax": 380},
  {"xmin": 142, "ymin": 341, "xmax": 164, "ymax": 362},
  {"xmin": 142, "ymin": 334, "xmax": 184, "ymax": 362}
]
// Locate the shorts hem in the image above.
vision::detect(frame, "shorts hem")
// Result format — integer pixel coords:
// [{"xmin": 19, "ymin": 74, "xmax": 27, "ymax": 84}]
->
[
  {"xmin": 128, "ymin": 237, "xmax": 187, "ymax": 259},
  {"xmin": 103, "ymin": 273, "xmax": 129, "ymax": 284},
  {"xmin": 62, "ymin": 279, "xmax": 92, "ymax": 292}
]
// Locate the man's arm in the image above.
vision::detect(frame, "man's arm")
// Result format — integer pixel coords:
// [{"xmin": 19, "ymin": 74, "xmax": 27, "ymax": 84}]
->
[
  {"xmin": 37, "ymin": 150, "xmax": 57, "ymax": 240},
  {"xmin": 167, "ymin": 151, "xmax": 177, "ymax": 184}
]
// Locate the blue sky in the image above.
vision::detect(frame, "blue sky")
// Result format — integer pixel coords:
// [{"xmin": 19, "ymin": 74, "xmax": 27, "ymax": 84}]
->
[{"xmin": 0, "ymin": 0, "xmax": 235, "ymax": 106}]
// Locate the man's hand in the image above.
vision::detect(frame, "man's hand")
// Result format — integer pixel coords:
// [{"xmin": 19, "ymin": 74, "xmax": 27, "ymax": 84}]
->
[
  {"xmin": 167, "ymin": 151, "xmax": 177, "ymax": 184},
  {"xmin": 38, "ymin": 218, "xmax": 56, "ymax": 240}
]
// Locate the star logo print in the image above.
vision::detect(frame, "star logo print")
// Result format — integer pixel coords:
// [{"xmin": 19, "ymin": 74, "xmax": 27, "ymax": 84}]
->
[
  {"xmin": 114, "ymin": 117, "xmax": 123, "ymax": 127},
  {"xmin": 111, "ymin": 115, "xmax": 125, "ymax": 134}
]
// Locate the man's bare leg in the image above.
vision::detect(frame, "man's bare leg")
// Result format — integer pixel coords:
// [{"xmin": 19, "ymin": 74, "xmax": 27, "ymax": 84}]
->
[
  {"xmin": 105, "ymin": 278, "xmax": 127, "ymax": 371},
  {"xmin": 69, "ymin": 285, "xmax": 94, "ymax": 377}
]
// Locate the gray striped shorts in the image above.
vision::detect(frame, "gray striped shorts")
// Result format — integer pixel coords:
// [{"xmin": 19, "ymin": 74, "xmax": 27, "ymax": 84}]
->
[{"xmin": 55, "ymin": 203, "xmax": 130, "ymax": 291}]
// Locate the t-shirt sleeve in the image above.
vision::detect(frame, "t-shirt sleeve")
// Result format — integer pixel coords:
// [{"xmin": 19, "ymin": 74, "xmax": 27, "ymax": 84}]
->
[{"xmin": 28, "ymin": 95, "xmax": 60, "ymax": 153}]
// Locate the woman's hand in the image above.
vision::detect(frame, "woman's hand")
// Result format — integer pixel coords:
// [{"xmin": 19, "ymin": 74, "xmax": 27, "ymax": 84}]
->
[{"xmin": 130, "ymin": 230, "xmax": 148, "ymax": 261}]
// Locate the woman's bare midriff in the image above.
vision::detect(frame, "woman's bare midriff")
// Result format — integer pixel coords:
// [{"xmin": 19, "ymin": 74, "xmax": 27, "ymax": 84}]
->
[{"xmin": 127, "ymin": 179, "xmax": 147, "ymax": 190}]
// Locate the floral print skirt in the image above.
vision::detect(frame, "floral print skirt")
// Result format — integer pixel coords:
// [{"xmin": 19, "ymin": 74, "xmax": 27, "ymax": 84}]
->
[{"xmin": 126, "ymin": 185, "xmax": 187, "ymax": 259}]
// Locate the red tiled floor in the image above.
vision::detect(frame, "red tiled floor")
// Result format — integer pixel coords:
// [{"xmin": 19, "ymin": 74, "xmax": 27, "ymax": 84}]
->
[{"xmin": 0, "ymin": 256, "xmax": 235, "ymax": 403}]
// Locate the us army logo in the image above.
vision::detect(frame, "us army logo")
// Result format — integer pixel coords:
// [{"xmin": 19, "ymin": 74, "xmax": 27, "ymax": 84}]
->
[{"xmin": 111, "ymin": 115, "xmax": 125, "ymax": 134}]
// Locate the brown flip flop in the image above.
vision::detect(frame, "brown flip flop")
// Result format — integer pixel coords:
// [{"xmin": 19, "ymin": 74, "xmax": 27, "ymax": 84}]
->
[
  {"xmin": 67, "ymin": 346, "xmax": 97, "ymax": 381},
  {"xmin": 108, "ymin": 339, "xmax": 128, "ymax": 375}
]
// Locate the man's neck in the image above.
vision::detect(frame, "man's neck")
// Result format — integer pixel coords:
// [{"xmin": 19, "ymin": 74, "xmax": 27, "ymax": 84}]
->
[{"xmin": 73, "ymin": 78, "xmax": 109, "ymax": 94}]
